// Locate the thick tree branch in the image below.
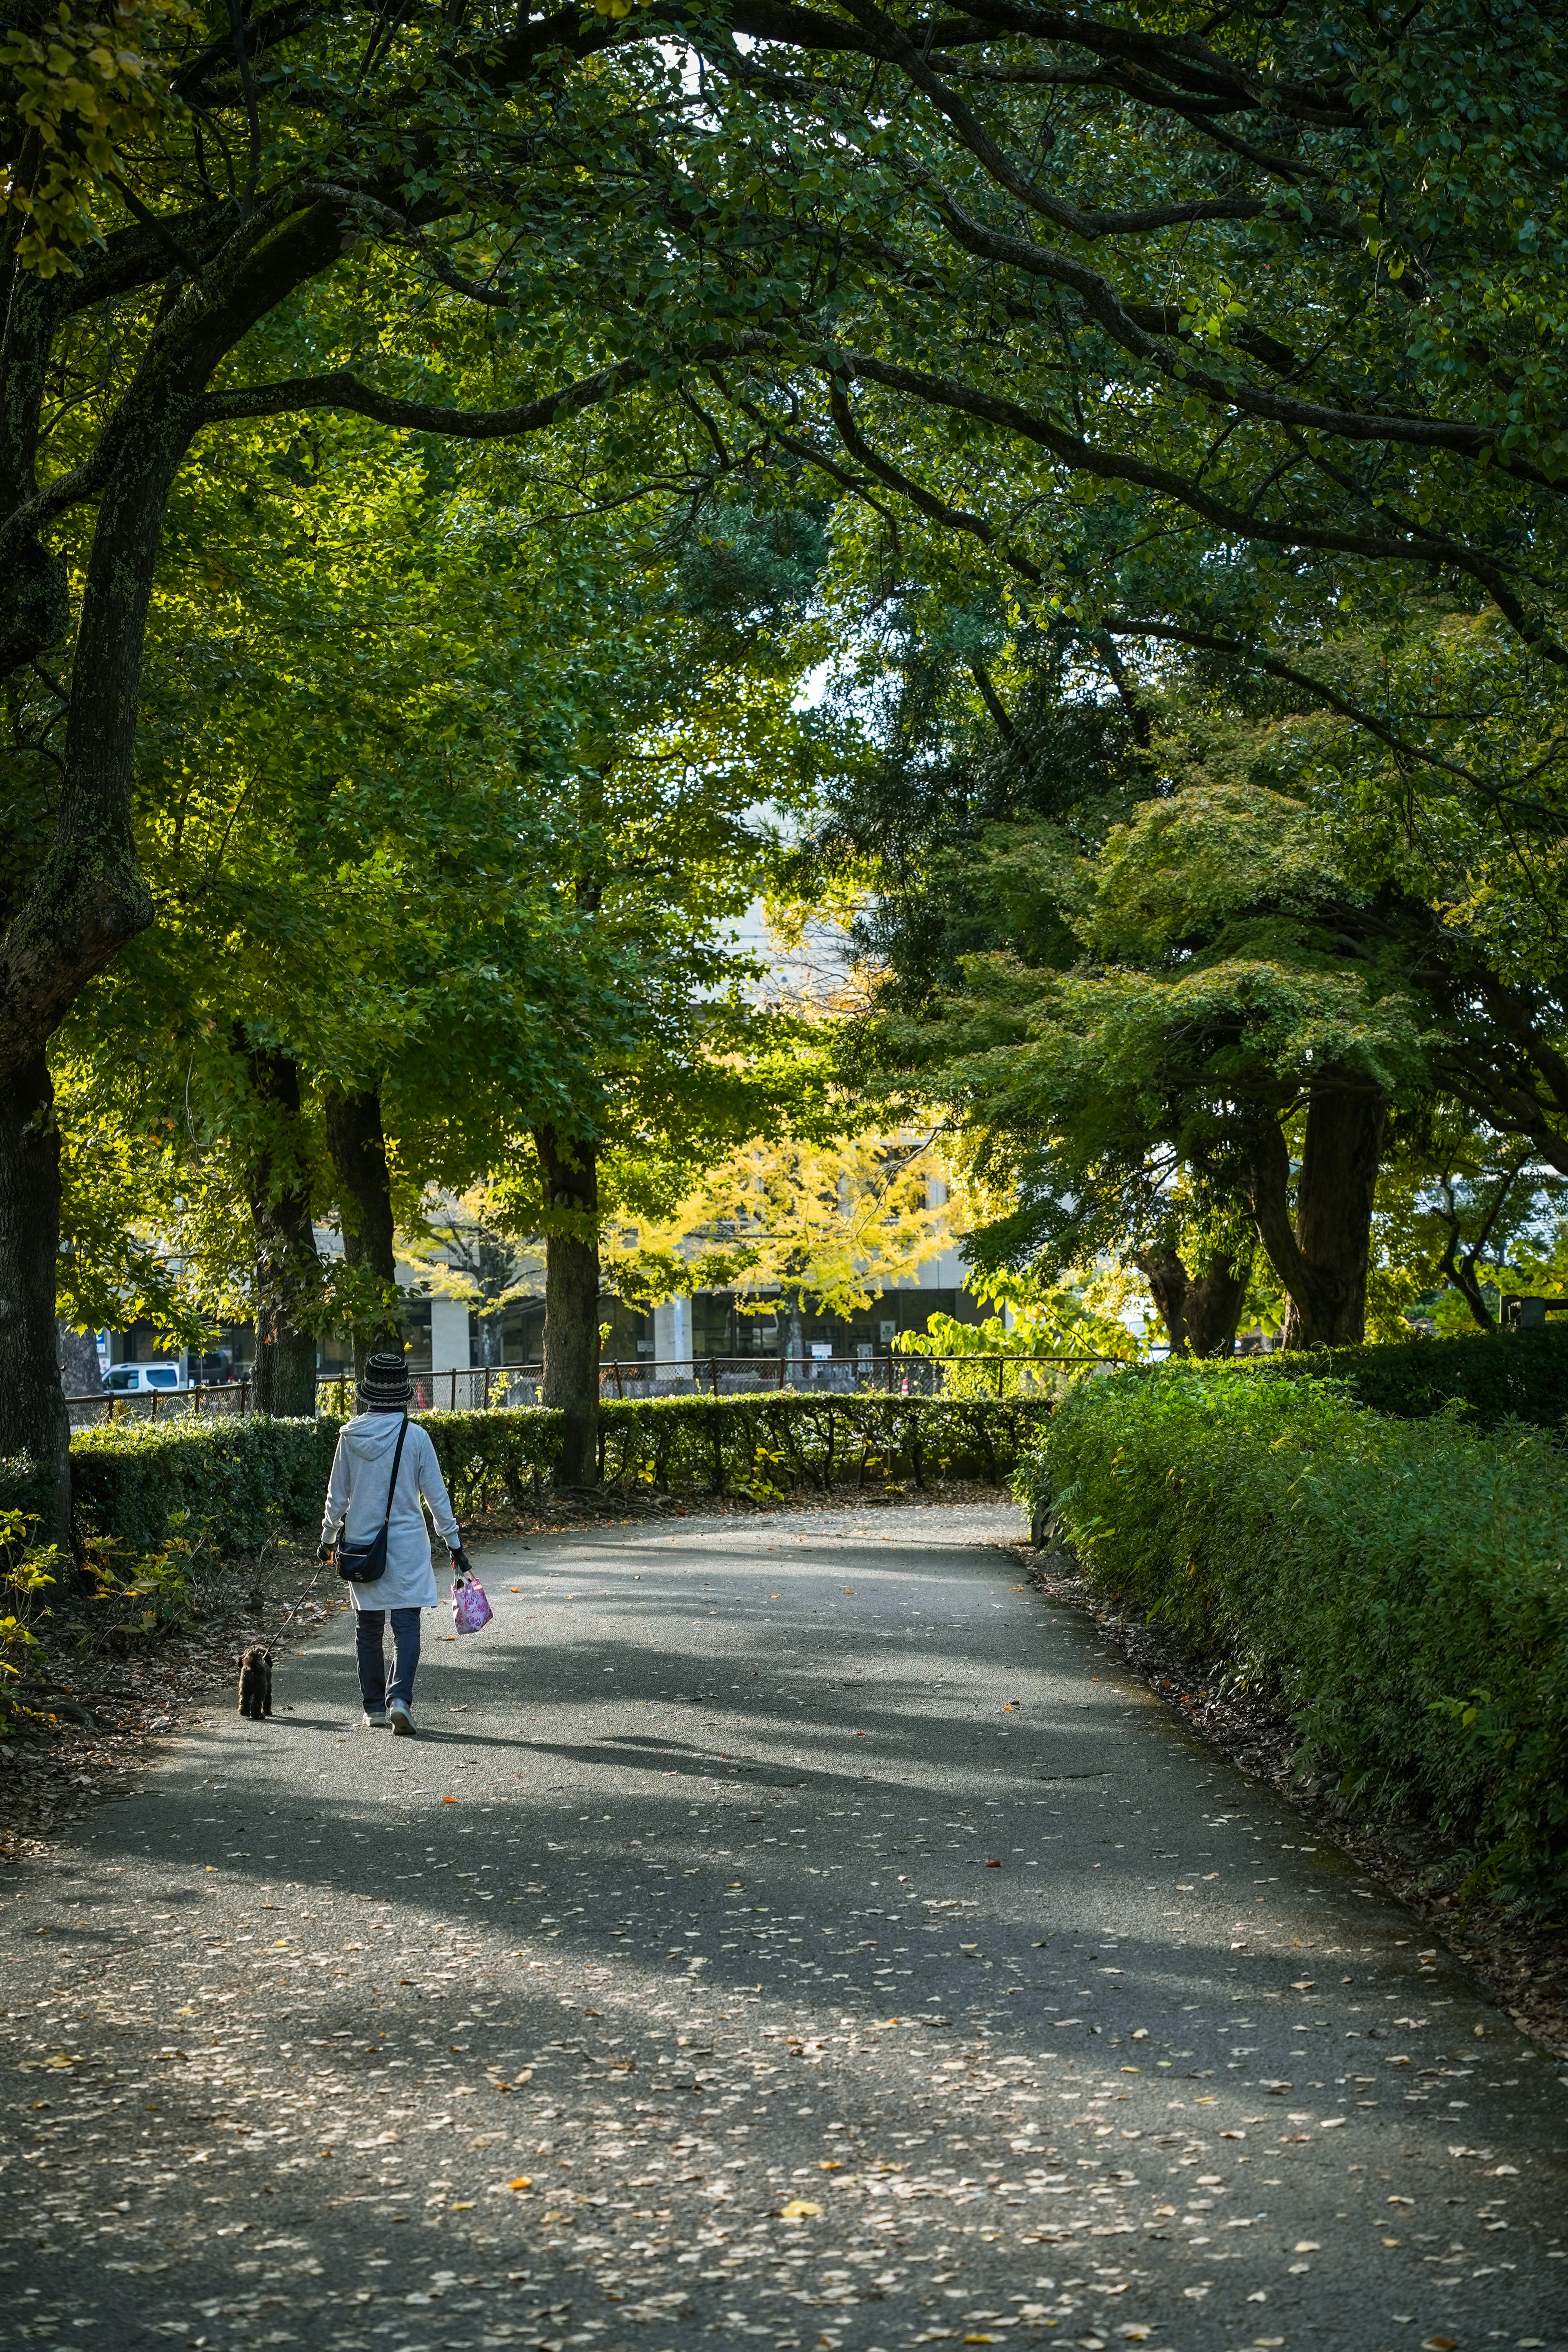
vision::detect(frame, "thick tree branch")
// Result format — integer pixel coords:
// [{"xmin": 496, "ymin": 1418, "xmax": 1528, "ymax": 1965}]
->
[
  {"xmin": 295, "ymin": 179, "xmax": 512, "ymax": 305},
  {"xmin": 927, "ymin": 0, "xmax": 1362, "ymax": 121},
  {"xmin": 833, "ymin": 346, "xmax": 1568, "ymax": 662},
  {"xmin": 835, "ymin": 0, "xmax": 1281, "ymax": 242},
  {"xmin": 927, "ymin": 191, "xmax": 1547, "ymax": 474},
  {"xmin": 197, "ymin": 356, "xmax": 648, "ymax": 436}
]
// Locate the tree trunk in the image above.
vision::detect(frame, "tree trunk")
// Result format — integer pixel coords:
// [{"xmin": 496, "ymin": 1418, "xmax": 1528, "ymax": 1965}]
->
[
  {"xmin": 1135, "ymin": 1249, "xmax": 1248, "ymax": 1358},
  {"xmin": 1246, "ymin": 1079, "xmax": 1386, "ymax": 1348},
  {"xmin": 533, "ymin": 1123, "xmax": 599, "ymax": 1487},
  {"xmin": 1136, "ymin": 1251, "xmax": 1192, "ymax": 1355},
  {"xmin": 0, "ymin": 272, "xmax": 69, "ymax": 681},
  {"xmin": 0, "ymin": 447, "xmax": 175, "ymax": 1513},
  {"xmin": 783, "ymin": 1294, "xmax": 804, "ymax": 1374},
  {"xmin": 1184, "ymin": 1255, "xmax": 1249, "ymax": 1357},
  {"xmin": 0, "ymin": 446, "xmax": 173, "ymax": 1085},
  {"xmin": 244, "ymin": 1043, "xmax": 321, "ymax": 1416},
  {"xmin": 57, "ymin": 1321, "xmax": 103, "ymax": 1397},
  {"xmin": 324, "ymin": 1085, "xmax": 401, "ymax": 1374},
  {"xmin": 0, "ymin": 1056, "xmax": 71, "ymax": 1543}
]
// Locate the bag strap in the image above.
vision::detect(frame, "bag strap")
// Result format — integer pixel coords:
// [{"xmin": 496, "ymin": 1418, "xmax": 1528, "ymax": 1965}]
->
[{"xmin": 380, "ymin": 1412, "xmax": 410, "ymax": 1537}]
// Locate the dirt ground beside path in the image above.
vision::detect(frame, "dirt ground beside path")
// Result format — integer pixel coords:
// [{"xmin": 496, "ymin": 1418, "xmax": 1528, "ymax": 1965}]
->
[{"xmin": 1, "ymin": 1499, "xmax": 1564, "ymax": 2352}]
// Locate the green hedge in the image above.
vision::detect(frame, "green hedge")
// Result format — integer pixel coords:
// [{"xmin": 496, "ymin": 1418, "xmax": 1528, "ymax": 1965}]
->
[
  {"xmin": 1262, "ymin": 1324, "xmax": 1568, "ymax": 1428},
  {"xmin": 592, "ymin": 1392, "xmax": 1050, "ymax": 1495},
  {"xmin": 32, "ymin": 1392, "xmax": 1046, "ymax": 1557},
  {"xmin": 1022, "ymin": 1366, "xmax": 1568, "ymax": 1905},
  {"xmin": 68, "ymin": 1415, "xmax": 343, "ymax": 1555},
  {"xmin": 52, "ymin": 1408, "xmax": 562, "ymax": 1552},
  {"xmin": 418, "ymin": 1405, "xmax": 564, "ymax": 1515}
]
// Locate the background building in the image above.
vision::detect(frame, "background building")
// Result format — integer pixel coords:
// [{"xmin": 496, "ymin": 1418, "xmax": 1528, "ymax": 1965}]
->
[{"xmin": 90, "ymin": 1234, "xmax": 978, "ymax": 1390}]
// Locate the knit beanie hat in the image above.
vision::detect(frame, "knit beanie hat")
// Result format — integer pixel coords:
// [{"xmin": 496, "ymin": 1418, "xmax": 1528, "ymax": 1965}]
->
[{"xmin": 356, "ymin": 1350, "xmax": 413, "ymax": 1410}]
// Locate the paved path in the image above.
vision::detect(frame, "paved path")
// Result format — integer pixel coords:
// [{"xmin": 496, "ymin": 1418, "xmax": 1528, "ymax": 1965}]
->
[{"xmin": 3, "ymin": 1502, "xmax": 1566, "ymax": 2352}]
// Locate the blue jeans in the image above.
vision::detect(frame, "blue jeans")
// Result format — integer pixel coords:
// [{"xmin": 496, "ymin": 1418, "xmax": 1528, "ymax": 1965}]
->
[{"xmin": 356, "ymin": 1607, "xmax": 421, "ymax": 1713}]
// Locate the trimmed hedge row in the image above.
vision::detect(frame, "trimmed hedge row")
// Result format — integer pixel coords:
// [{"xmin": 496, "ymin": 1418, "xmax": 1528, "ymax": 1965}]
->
[
  {"xmin": 592, "ymin": 1392, "xmax": 1049, "ymax": 1497},
  {"xmin": 414, "ymin": 1393, "xmax": 1044, "ymax": 1520},
  {"xmin": 1261, "ymin": 1323, "xmax": 1568, "ymax": 1428},
  {"xmin": 1021, "ymin": 1365, "xmax": 1568, "ymax": 1905},
  {"xmin": 6, "ymin": 1392, "xmax": 1049, "ymax": 1557},
  {"xmin": 67, "ymin": 1415, "xmax": 343, "ymax": 1555}
]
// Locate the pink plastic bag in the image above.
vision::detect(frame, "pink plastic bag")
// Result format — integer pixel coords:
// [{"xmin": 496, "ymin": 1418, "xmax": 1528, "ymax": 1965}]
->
[{"xmin": 451, "ymin": 1577, "xmax": 493, "ymax": 1634}]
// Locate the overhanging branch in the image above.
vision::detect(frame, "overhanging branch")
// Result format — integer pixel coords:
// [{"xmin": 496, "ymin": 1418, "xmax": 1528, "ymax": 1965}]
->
[
  {"xmin": 834, "ymin": 346, "xmax": 1568, "ymax": 662},
  {"xmin": 197, "ymin": 357, "xmax": 649, "ymax": 436}
]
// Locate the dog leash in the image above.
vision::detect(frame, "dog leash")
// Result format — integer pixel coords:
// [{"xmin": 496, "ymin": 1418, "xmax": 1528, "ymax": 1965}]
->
[{"xmin": 261, "ymin": 1562, "xmax": 330, "ymax": 1663}]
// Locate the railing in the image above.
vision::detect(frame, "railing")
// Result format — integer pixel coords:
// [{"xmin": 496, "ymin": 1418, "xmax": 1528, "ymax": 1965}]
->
[
  {"xmin": 324, "ymin": 1353, "xmax": 1118, "ymax": 1411},
  {"xmin": 67, "ymin": 1352, "xmax": 1120, "ymax": 1425},
  {"xmin": 586, "ymin": 1352, "xmax": 1118, "ymax": 1401},
  {"xmin": 65, "ymin": 1379, "xmax": 252, "ymax": 1426}
]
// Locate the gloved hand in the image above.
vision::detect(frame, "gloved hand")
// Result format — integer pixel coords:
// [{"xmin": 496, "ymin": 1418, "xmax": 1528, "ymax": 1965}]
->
[
  {"xmin": 450, "ymin": 1545, "xmax": 474, "ymax": 1579},
  {"xmin": 317, "ymin": 1540, "xmax": 334, "ymax": 1563}
]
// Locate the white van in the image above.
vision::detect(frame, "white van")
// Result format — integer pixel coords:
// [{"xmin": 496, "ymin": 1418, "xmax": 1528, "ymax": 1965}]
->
[{"xmin": 102, "ymin": 1363, "xmax": 185, "ymax": 1394}]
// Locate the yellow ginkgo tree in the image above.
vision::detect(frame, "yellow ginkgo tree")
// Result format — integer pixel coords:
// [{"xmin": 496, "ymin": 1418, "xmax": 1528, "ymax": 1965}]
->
[{"xmin": 604, "ymin": 1126, "xmax": 957, "ymax": 1332}]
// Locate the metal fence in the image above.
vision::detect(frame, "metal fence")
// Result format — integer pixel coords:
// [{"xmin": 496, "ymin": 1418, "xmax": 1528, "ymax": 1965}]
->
[
  {"xmin": 68, "ymin": 1352, "xmax": 1118, "ymax": 1424},
  {"xmin": 586, "ymin": 1352, "xmax": 1115, "ymax": 1401},
  {"xmin": 319, "ymin": 1355, "xmax": 1115, "ymax": 1410},
  {"xmin": 65, "ymin": 1380, "xmax": 256, "ymax": 1427}
]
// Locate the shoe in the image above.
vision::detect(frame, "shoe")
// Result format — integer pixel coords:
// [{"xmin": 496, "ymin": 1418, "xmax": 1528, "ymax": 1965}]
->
[
  {"xmin": 388, "ymin": 1698, "xmax": 416, "ymax": 1737},
  {"xmin": 362, "ymin": 1708, "xmax": 388, "ymax": 1729}
]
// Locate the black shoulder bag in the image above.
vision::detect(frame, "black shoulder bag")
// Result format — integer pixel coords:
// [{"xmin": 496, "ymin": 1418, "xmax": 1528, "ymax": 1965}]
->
[{"xmin": 332, "ymin": 1414, "xmax": 410, "ymax": 1585}]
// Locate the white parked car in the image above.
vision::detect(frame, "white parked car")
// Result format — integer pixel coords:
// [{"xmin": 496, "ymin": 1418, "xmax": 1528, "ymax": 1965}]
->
[{"xmin": 102, "ymin": 1363, "xmax": 185, "ymax": 1394}]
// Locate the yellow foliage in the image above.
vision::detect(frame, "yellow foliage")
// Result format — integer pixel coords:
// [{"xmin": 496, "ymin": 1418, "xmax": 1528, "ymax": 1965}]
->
[{"xmin": 606, "ymin": 1129, "xmax": 956, "ymax": 1316}]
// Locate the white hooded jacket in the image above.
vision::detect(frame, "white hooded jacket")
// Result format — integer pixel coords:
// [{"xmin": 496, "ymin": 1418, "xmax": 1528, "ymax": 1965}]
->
[{"xmin": 321, "ymin": 1411, "xmax": 460, "ymax": 1610}]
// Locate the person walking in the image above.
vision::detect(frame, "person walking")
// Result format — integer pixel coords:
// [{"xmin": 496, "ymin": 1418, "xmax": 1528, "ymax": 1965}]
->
[{"xmin": 319, "ymin": 1351, "xmax": 474, "ymax": 1735}]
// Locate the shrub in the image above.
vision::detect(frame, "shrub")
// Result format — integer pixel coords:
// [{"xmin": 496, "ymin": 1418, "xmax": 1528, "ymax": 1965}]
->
[
  {"xmin": 0, "ymin": 1502, "xmax": 223, "ymax": 1736},
  {"xmin": 292, "ymin": 1393, "xmax": 1048, "ymax": 1516},
  {"xmin": 593, "ymin": 1392, "xmax": 1051, "ymax": 1495},
  {"xmin": 59, "ymin": 1392, "xmax": 1049, "ymax": 1556},
  {"xmin": 1021, "ymin": 1365, "xmax": 1568, "ymax": 1906},
  {"xmin": 0, "ymin": 1509, "xmax": 58, "ymax": 1733},
  {"xmin": 418, "ymin": 1407, "xmax": 564, "ymax": 1517},
  {"xmin": 69, "ymin": 1415, "xmax": 341, "ymax": 1555},
  {"xmin": 0, "ymin": 1452, "xmax": 53, "ymax": 1525},
  {"xmin": 1265, "ymin": 1324, "xmax": 1568, "ymax": 1428}
]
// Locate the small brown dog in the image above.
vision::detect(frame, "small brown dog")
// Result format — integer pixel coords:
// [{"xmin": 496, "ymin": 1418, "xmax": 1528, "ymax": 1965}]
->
[{"xmin": 237, "ymin": 1646, "xmax": 273, "ymax": 1720}]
